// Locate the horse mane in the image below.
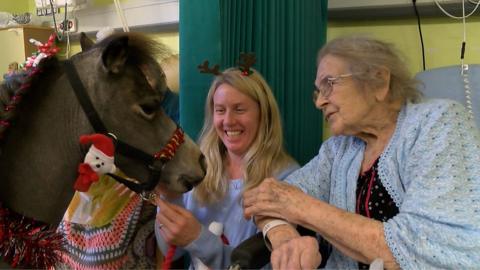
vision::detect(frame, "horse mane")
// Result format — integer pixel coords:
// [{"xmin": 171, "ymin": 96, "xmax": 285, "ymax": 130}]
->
[
  {"xmin": 0, "ymin": 33, "xmax": 172, "ymax": 154},
  {"xmin": 94, "ymin": 32, "xmax": 173, "ymax": 66},
  {"xmin": 0, "ymin": 57, "xmax": 60, "ymax": 149}
]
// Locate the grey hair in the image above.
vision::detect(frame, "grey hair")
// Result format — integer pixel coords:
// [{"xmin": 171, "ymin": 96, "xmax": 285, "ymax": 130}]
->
[{"xmin": 318, "ymin": 35, "xmax": 422, "ymax": 103}]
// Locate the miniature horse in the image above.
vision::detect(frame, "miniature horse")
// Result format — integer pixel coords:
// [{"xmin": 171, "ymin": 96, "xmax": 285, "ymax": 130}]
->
[{"xmin": 0, "ymin": 32, "xmax": 205, "ymax": 268}]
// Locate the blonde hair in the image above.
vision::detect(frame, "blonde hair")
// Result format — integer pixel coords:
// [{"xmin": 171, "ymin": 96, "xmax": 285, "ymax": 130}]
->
[
  {"xmin": 318, "ymin": 35, "xmax": 421, "ymax": 103},
  {"xmin": 195, "ymin": 67, "xmax": 295, "ymax": 204}
]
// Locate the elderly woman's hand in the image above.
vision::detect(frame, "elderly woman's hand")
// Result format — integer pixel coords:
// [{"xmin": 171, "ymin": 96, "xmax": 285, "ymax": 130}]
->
[
  {"xmin": 243, "ymin": 178, "xmax": 306, "ymax": 222},
  {"xmin": 271, "ymin": 236, "xmax": 321, "ymax": 270}
]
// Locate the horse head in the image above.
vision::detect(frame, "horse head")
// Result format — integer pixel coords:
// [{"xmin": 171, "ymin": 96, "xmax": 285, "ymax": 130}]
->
[
  {"xmin": 0, "ymin": 33, "xmax": 206, "ymax": 226},
  {"xmin": 74, "ymin": 33, "xmax": 206, "ymax": 194}
]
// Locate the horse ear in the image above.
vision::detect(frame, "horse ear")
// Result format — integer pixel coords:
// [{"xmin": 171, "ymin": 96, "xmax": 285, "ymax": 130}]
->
[
  {"xmin": 80, "ymin": 32, "xmax": 94, "ymax": 52},
  {"xmin": 101, "ymin": 36, "xmax": 129, "ymax": 74}
]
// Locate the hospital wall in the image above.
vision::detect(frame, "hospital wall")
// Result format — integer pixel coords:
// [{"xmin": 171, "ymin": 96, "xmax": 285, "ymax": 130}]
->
[
  {"xmin": 0, "ymin": 2, "xmax": 28, "ymax": 13},
  {"xmin": 2, "ymin": 1, "xmax": 479, "ymax": 139},
  {"xmin": 3, "ymin": 1, "xmax": 478, "ymax": 71},
  {"xmin": 328, "ymin": 17, "xmax": 480, "ymax": 74}
]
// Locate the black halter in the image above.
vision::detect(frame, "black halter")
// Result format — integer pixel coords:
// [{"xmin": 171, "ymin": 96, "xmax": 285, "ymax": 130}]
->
[{"xmin": 64, "ymin": 60, "xmax": 183, "ymax": 200}]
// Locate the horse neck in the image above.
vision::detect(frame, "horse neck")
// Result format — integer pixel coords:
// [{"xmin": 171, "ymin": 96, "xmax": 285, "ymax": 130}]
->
[{"xmin": 0, "ymin": 68, "xmax": 91, "ymax": 225}]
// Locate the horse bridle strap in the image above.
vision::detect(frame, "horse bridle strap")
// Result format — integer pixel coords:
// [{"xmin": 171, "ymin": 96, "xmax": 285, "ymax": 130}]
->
[
  {"xmin": 108, "ymin": 127, "xmax": 185, "ymax": 194},
  {"xmin": 64, "ymin": 60, "xmax": 184, "ymax": 195}
]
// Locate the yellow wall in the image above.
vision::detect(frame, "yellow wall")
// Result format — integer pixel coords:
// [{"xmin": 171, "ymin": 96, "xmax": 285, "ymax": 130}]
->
[
  {"xmin": 0, "ymin": 0, "xmax": 119, "ymax": 16},
  {"xmin": 5, "ymin": 3, "xmax": 479, "ymax": 72},
  {"xmin": 0, "ymin": 1, "xmax": 29, "ymax": 13},
  {"xmin": 4, "ymin": 2, "xmax": 478, "ymax": 140},
  {"xmin": 150, "ymin": 32, "xmax": 179, "ymax": 53},
  {"xmin": 26, "ymin": 0, "xmax": 117, "ymax": 11},
  {"xmin": 20, "ymin": 0, "xmax": 180, "ymax": 56},
  {"xmin": 327, "ymin": 17, "xmax": 480, "ymax": 75}
]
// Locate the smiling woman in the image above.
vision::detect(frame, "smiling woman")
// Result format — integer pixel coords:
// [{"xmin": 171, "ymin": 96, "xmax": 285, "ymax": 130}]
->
[
  {"xmin": 154, "ymin": 62, "xmax": 300, "ymax": 270},
  {"xmin": 212, "ymin": 83, "xmax": 260, "ymax": 159}
]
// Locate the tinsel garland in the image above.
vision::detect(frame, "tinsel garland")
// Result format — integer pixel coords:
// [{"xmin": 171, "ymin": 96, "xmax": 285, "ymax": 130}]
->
[
  {"xmin": 0, "ymin": 33, "xmax": 63, "ymax": 268},
  {"xmin": 0, "ymin": 203, "xmax": 64, "ymax": 269}
]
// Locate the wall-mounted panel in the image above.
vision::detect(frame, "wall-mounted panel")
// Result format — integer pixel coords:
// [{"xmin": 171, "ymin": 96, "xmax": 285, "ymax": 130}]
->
[
  {"xmin": 74, "ymin": 0, "xmax": 178, "ymax": 33},
  {"xmin": 328, "ymin": 0, "xmax": 478, "ymax": 19}
]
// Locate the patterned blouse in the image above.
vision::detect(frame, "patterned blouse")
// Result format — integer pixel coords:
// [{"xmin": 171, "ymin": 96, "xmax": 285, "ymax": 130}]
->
[{"xmin": 356, "ymin": 158, "xmax": 399, "ymax": 269}]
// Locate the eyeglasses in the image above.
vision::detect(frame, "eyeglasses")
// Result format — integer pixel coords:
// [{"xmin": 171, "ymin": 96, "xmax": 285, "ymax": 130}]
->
[{"xmin": 312, "ymin": 73, "xmax": 355, "ymax": 102}]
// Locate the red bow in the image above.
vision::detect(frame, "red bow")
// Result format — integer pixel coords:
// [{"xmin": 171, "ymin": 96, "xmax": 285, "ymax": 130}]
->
[{"xmin": 74, "ymin": 163, "xmax": 99, "ymax": 192}]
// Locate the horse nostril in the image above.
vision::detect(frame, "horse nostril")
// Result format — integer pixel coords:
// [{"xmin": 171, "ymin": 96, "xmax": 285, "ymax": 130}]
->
[
  {"xmin": 183, "ymin": 180, "xmax": 194, "ymax": 191},
  {"xmin": 199, "ymin": 154, "xmax": 207, "ymax": 175}
]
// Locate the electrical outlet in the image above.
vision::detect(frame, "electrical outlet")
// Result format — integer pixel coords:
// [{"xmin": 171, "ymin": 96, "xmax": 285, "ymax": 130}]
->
[{"xmin": 58, "ymin": 18, "xmax": 77, "ymax": 32}]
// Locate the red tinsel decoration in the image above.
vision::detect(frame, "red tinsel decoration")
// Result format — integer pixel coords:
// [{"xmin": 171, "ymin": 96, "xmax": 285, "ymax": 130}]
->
[
  {"xmin": 0, "ymin": 203, "xmax": 64, "ymax": 269},
  {"xmin": 1, "ymin": 34, "xmax": 63, "ymax": 268}
]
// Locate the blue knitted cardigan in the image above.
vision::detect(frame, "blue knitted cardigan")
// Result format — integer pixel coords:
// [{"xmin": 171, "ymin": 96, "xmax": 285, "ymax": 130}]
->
[{"xmin": 286, "ymin": 99, "xmax": 480, "ymax": 268}]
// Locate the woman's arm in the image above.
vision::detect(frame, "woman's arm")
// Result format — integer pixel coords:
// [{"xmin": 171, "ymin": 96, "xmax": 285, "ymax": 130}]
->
[
  {"xmin": 298, "ymin": 196, "xmax": 398, "ymax": 268},
  {"xmin": 246, "ymin": 101, "xmax": 480, "ymax": 269},
  {"xmin": 244, "ymin": 179, "xmax": 399, "ymax": 268}
]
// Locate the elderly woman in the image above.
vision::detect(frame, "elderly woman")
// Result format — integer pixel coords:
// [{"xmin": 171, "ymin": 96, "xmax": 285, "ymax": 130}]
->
[{"xmin": 243, "ymin": 35, "xmax": 480, "ymax": 269}]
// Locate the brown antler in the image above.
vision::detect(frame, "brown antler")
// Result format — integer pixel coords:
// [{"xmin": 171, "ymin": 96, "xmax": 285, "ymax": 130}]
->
[
  {"xmin": 197, "ymin": 60, "xmax": 221, "ymax": 75},
  {"xmin": 238, "ymin": 53, "xmax": 256, "ymax": 76}
]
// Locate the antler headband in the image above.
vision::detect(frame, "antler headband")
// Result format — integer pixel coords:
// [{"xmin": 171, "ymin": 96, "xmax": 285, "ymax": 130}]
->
[
  {"xmin": 197, "ymin": 60, "xmax": 221, "ymax": 75},
  {"xmin": 197, "ymin": 53, "xmax": 256, "ymax": 76},
  {"xmin": 237, "ymin": 53, "xmax": 256, "ymax": 76}
]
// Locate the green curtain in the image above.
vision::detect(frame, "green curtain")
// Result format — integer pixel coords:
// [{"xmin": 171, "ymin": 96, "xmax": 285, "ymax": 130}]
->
[
  {"xmin": 179, "ymin": 0, "xmax": 221, "ymax": 138},
  {"xmin": 180, "ymin": 0, "xmax": 327, "ymax": 165}
]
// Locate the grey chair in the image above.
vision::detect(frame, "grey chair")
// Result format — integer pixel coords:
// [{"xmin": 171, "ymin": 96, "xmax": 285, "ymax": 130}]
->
[{"xmin": 415, "ymin": 64, "xmax": 480, "ymax": 128}]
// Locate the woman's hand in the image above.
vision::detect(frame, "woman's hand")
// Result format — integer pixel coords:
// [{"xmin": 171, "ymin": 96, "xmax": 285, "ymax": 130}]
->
[
  {"xmin": 155, "ymin": 197, "xmax": 201, "ymax": 247},
  {"xmin": 154, "ymin": 184, "xmax": 183, "ymax": 200},
  {"xmin": 271, "ymin": 236, "xmax": 321, "ymax": 270},
  {"xmin": 243, "ymin": 178, "xmax": 306, "ymax": 222}
]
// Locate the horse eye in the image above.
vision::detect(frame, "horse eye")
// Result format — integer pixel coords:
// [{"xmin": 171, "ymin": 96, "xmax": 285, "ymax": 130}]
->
[
  {"xmin": 133, "ymin": 98, "xmax": 161, "ymax": 120},
  {"xmin": 141, "ymin": 103, "xmax": 156, "ymax": 115}
]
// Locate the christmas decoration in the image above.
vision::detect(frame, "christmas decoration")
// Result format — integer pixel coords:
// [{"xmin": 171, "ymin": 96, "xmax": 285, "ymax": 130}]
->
[
  {"xmin": 23, "ymin": 34, "xmax": 60, "ymax": 70},
  {"xmin": 0, "ymin": 203, "xmax": 64, "ymax": 269},
  {"xmin": 74, "ymin": 133, "xmax": 117, "ymax": 192}
]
